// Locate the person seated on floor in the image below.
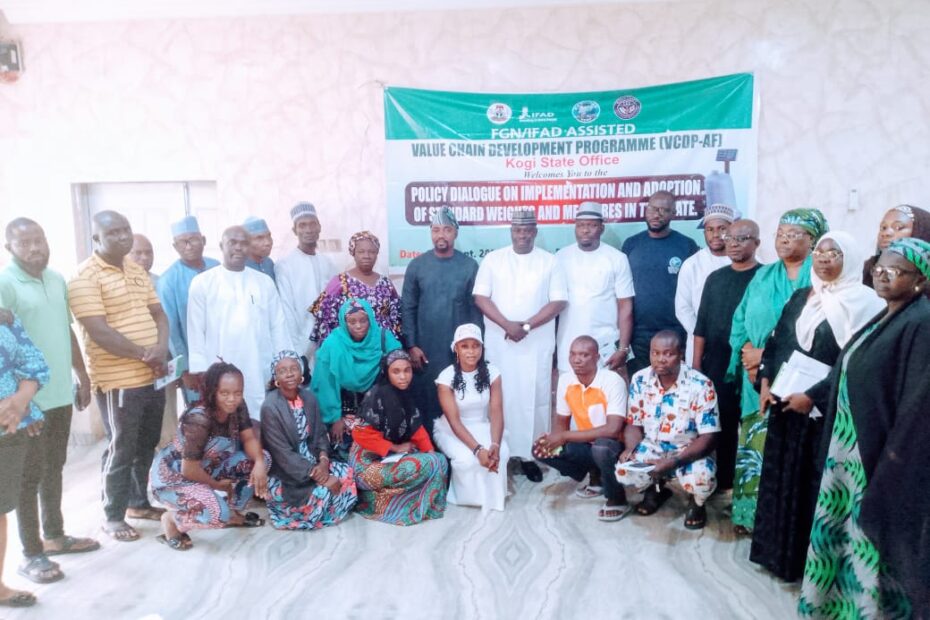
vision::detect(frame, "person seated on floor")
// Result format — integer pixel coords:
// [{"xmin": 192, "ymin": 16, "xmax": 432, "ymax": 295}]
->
[
  {"xmin": 433, "ymin": 324, "xmax": 509, "ymax": 512},
  {"xmin": 616, "ymin": 330, "xmax": 719, "ymax": 530},
  {"xmin": 311, "ymin": 299, "xmax": 401, "ymax": 457},
  {"xmin": 533, "ymin": 335, "xmax": 631, "ymax": 522},
  {"xmin": 261, "ymin": 351, "xmax": 357, "ymax": 530},
  {"xmin": 350, "ymin": 350, "xmax": 448, "ymax": 526},
  {"xmin": 0, "ymin": 309, "xmax": 47, "ymax": 609},
  {"xmin": 149, "ymin": 361, "xmax": 270, "ymax": 550}
]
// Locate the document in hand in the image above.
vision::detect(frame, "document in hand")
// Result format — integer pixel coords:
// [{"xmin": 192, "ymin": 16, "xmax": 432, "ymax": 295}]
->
[
  {"xmin": 154, "ymin": 355, "xmax": 187, "ymax": 390},
  {"xmin": 380, "ymin": 452, "xmax": 407, "ymax": 464},
  {"xmin": 770, "ymin": 351, "xmax": 832, "ymax": 399}
]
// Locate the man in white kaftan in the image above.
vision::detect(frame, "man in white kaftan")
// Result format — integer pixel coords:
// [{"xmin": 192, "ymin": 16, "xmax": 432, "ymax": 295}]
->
[
  {"xmin": 274, "ymin": 202, "xmax": 335, "ymax": 360},
  {"xmin": 187, "ymin": 226, "xmax": 289, "ymax": 421},
  {"xmin": 674, "ymin": 204, "xmax": 736, "ymax": 363},
  {"xmin": 556, "ymin": 203, "xmax": 635, "ymax": 375},
  {"xmin": 473, "ymin": 208, "xmax": 567, "ymax": 481}
]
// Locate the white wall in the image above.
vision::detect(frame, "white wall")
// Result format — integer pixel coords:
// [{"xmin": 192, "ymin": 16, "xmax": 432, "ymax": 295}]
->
[{"xmin": 0, "ymin": 0, "xmax": 927, "ymax": 275}]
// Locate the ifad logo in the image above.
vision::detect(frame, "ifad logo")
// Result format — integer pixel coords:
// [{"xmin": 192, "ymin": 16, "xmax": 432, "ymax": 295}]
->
[
  {"xmin": 487, "ymin": 102, "xmax": 513, "ymax": 125},
  {"xmin": 613, "ymin": 95, "xmax": 642, "ymax": 120},
  {"xmin": 571, "ymin": 100, "xmax": 600, "ymax": 123},
  {"xmin": 518, "ymin": 106, "xmax": 557, "ymax": 123}
]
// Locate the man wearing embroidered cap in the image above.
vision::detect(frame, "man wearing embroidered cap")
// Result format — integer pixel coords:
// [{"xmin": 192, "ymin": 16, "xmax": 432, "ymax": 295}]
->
[
  {"xmin": 243, "ymin": 216, "xmax": 276, "ymax": 283},
  {"xmin": 274, "ymin": 203, "xmax": 336, "ymax": 361},
  {"xmin": 674, "ymin": 203, "xmax": 738, "ymax": 364},
  {"xmin": 473, "ymin": 207, "xmax": 567, "ymax": 482},
  {"xmin": 156, "ymin": 215, "xmax": 220, "ymax": 404},
  {"xmin": 402, "ymin": 206, "xmax": 482, "ymax": 432},
  {"xmin": 555, "ymin": 202, "xmax": 635, "ymax": 376}
]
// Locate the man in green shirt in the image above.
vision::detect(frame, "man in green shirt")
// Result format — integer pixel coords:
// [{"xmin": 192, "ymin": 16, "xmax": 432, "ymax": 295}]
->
[{"xmin": 0, "ymin": 218, "xmax": 99, "ymax": 585}]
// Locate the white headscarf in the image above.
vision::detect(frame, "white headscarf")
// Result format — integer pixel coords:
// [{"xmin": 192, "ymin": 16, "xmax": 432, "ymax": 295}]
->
[{"xmin": 795, "ymin": 231, "xmax": 885, "ymax": 350}]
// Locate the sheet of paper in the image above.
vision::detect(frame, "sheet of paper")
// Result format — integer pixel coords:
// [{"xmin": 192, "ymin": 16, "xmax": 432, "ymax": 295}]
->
[
  {"xmin": 770, "ymin": 350, "xmax": 832, "ymax": 398},
  {"xmin": 154, "ymin": 355, "xmax": 186, "ymax": 390},
  {"xmin": 380, "ymin": 452, "xmax": 407, "ymax": 464}
]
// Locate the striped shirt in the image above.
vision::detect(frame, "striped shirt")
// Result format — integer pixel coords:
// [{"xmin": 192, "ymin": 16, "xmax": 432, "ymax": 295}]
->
[{"xmin": 68, "ymin": 253, "xmax": 160, "ymax": 391}]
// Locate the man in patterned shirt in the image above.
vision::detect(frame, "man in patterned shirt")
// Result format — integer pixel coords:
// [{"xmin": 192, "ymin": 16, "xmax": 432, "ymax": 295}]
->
[
  {"xmin": 616, "ymin": 329, "xmax": 719, "ymax": 529},
  {"xmin": 0, "ymin": 310, "xmax": 49, "ymax": 608}
]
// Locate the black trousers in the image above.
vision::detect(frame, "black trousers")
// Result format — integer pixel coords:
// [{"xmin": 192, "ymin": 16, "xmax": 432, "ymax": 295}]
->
[
  {"xmin": 540, "ymin": 438, "xmax": 627, "ymax": 503},
  {"xmin": 17, "ymin": 405, "xmax": 71, "ymax": 557},
  {"xmin": 96, "ymin": 385, "xmax": 165, "ymax": 522}
]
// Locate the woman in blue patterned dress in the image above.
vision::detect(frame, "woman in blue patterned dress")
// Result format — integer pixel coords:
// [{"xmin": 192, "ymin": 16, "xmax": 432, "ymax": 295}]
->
[{"xmin": 261, "ymin": 351, "xmax": 357, "ymax": 530}]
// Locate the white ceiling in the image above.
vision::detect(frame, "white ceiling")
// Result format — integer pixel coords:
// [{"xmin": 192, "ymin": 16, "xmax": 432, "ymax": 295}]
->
[{"xmin": 0, "ymin": 0, "xmax": 668, "ymax": 25}]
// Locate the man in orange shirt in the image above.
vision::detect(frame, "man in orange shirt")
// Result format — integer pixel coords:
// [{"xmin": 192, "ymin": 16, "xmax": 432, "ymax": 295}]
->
[{"xmin": 534, "ymin": 336, "xmax": 630, "ymax": 521}]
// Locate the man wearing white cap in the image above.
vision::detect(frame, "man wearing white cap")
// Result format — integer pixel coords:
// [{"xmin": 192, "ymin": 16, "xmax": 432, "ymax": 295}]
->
[
  {"xmin": 187, "ymin": 226, "xmax": 289, "ymax": 425},
  {"xmin": 243, "ymin": 216, "xmax": 276, "ymax": 283},
  {"xmin": 157, "ymin": 216, "xmax": 220, "ymax": 403},
  {"xmin": 555, "ymin": 202, "xmax": 634, "ymax": 376},
  {"xmin": 274, "ymin": 203, "xmax": 335, "ymax": 360},
  {"xmin": 473, "ymin": 208, "xmax": 567, "ymax": 482},
  {"xmin": 674, "ymin": 203, "xmax": 737, "ymax": 364}
]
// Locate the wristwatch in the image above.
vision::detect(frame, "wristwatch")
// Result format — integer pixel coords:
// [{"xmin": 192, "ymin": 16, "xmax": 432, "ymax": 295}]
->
[{"xmin": 522, "ymin": 323, "xmax": 531, "ymax": 333}]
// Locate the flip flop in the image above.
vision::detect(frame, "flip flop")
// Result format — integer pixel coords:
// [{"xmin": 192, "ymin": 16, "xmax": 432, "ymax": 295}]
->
[
  {"xmin": 597, "ymin": 503, "xmax": 633, "ymax": 522},
  {"xmin": 228, "ymin": 511, "xmax": 265, "ymax": 528},
  {"xmin": 155, "ymin": 534, "xmax": 192, "ymax": 551},
  {"xmin": 126, "ymin": 507, "xmax": 166, "ymax": 521},
  {"xmin": 44, "ymin": 535, "xmax": 101, "ymax": 556},
  {"xmin": 575, "ymin": 484, "xmax": 603, "ymax": 499},
  {"xmin": 0, "ymin": 591, "xmax": 36, "ymax": 608},
  {"xmin": 101, "ymin": 522, "xmax": 140, "ymax": 542},
  {"xmin": 17, "ymin": 555, "xmax": 64, "ymax": 584}
]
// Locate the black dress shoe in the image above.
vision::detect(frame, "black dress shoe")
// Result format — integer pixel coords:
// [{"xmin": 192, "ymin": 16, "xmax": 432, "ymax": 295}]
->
[{"xmin": 521, "ymin": 460, "xmax": 544, "ymax": 482}]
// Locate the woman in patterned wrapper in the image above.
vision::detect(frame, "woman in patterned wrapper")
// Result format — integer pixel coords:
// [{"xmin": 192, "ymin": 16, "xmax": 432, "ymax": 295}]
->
[
  {"xmin": 261, "ymin": 350, "xmax": 358, "ymax": 530},
  {"xmin": 799, "ymin": 238, "xmax": 930, "ymax": 618},
  {"xmin": 349, "ymin": 350, "xmax": 448, "ymax": 526},
  {"xmin": 150, "ymin": 362, "xmax": 270, "ymax": 551}
]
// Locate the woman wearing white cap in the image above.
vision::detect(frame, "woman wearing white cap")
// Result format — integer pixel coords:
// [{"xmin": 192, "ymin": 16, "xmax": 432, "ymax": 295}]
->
[{"xmin": 434, "ymin": 324, "xmax": 510, "ymax": 511}]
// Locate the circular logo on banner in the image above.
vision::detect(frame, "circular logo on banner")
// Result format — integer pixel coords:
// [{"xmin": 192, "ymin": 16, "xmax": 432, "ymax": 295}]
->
[
  {"xmin": 613, "ymin": 95, "xmax": 642, "ymax": 120},
  {"xmin": 571, "ymin": 100, "xmax": 600, "ymax": 123},
  {"xmin": 486, "ymin": 102, "xmax": 512, "ymax": 125}
]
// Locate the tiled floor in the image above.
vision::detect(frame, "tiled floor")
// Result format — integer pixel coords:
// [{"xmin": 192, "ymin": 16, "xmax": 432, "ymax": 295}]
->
[{"xmin": 2, "ymin": 442, "xmax": 799, "ymax": 619}]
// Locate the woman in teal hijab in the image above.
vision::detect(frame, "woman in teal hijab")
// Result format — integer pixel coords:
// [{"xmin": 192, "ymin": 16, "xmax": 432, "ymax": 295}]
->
[
  {"xmin": 728, "ymin": 208, "xmax": 828, "ymax": 534},
  {"xmin": 311, "ymin": 299, "xmax": 401, "ymax": 452}
]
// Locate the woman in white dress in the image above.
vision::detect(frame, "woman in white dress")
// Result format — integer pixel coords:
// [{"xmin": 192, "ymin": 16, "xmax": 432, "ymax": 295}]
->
[{"xmin": 434, "ymin": 324, "xmax": 510, "ymax": 512}]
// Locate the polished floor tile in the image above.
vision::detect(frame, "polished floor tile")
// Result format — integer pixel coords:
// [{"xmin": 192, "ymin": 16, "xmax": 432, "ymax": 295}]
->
[{"xmin": 2, "ymin": 443, "xmax": 799, "ymax": 619}]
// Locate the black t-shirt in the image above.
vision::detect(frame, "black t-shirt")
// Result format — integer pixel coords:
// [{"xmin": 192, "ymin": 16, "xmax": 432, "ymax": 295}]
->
[
  {"xmin": 693, "ymin": 263, "xmax": 763, "ymax": 385},
  {"xmin": 621, "ymin": 230, "xmax": 699, "ymax": 337}
]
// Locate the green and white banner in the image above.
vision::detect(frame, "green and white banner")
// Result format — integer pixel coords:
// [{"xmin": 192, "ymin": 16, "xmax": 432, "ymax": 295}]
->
[{"xmin": 384, "ymin": 73, "xmax": 757, "ymax": 269}]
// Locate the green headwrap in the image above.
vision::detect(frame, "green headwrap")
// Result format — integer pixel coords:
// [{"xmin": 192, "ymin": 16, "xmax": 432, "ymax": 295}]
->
[
  {"xmin": 779, "ymin": 208, "xmax": 829, "ymax": 241},
  {"xmin": 887, "ymin": 237, "xmax": 930, "ymax": 279}
]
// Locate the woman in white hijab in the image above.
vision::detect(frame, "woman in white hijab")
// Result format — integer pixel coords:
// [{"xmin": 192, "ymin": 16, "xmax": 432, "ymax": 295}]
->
[{"xmin": 750, "ymin": 231, "xmax": 884, "ymax": 582}]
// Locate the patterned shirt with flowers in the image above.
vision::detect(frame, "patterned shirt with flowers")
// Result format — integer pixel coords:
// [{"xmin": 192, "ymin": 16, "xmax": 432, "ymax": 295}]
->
[
  {"xmin": 627, "ymin": 363, "xmax": 720, "ymax": 449},
  {"xmin": 0, "ymin": 314, "xmax": 50, "ymax": 437}
]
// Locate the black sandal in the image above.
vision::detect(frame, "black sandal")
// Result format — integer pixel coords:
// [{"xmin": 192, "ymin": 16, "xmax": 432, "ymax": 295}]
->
[
  {"xmin": 156, "ymin": 534, "xmax": 192, "ymax": 551},
  {"xmin": 635, "ymin": 485, "xmax": 672, "ymax": 516},
  {"xmin": 684, "ymin": 498, "xmax": 707, "ymax": 530},
  {"xmin": 228, "ymin": 511, "xmax": 265, "ymax": 528},
  {"xmin": 0, "ymin": 590, "xmax": 36, "ymax": 608}
]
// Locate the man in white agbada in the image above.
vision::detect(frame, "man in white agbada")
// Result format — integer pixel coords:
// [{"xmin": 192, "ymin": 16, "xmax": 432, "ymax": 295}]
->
[
  {"xmin": 674, "ymin": 203, "xmax": 737, "ymax": 364},
  {"xmin": 187, "ymin": 226, "xmax": 289, "ymax": 424},
  {"xmin": 274, "ymin": 202, "xmax": 335, "ymax": 361},
  {"xmin": 556, "ymin": 202, "xmax": 634, "ymax": 376},
  {"xmin": 473, "ymin": 208, "xmax": 567, "ymax": 482}
]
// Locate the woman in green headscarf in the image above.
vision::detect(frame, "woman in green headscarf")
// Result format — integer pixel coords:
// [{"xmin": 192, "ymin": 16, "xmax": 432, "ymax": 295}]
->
[
  {"xmin": 311, "ymin": 299, "xmax": 401, "ymax": 455},
  {"xmin": 728, "ymin": 208, "xmax": 828, "ymax": 534}
]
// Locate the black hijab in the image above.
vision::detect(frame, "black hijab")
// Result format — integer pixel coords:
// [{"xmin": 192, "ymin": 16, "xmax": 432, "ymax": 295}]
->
[{"xmin": 358, "ymin": 350, "xmax": 422, "ymax": 443}]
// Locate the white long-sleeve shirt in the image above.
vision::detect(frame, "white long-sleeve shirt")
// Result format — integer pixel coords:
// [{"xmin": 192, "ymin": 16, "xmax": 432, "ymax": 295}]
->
[{"xmin": 675, "ymin": 247, "xmax": 730, "ymax": 362}]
